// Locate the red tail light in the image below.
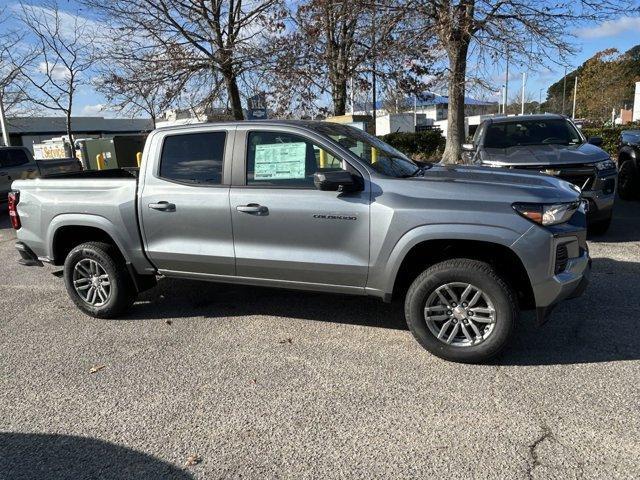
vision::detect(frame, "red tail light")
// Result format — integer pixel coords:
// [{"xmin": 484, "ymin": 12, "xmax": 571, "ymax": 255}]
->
[{"xmin": 8, "ymin": 191, "xmax": 21, "ymax": 230}]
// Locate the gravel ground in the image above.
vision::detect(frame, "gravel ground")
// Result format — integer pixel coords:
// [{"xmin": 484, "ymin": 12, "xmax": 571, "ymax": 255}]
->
[{"xmin": 0, "ymin": 201, "xmax": 639, "ymax": 479}]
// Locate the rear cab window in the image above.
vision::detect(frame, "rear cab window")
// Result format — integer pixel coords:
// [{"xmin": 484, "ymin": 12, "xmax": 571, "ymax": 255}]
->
[
  {"xmin": 159, "ymin": 131, "xmax": 226, "ymax": 184},
  {"xmin": 0, "ymin": 149, "xmax": 30, "ymax": 168}
]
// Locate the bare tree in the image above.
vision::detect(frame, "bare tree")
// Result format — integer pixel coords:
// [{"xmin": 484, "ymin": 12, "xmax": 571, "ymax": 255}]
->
[
  {"xmin": 94, "ymin": 51, "xmax": 179, "ymax": 128},
  {"xmin": 86, "ymin": 0, "xmax": 285, "ymax": 121},
  {"xmin": 11, "ymin": 1, "xmax": 95, "ymax": 145},
  {"xmin": 412, "ymin": 0, "xmax": 639, "ymax": 163},
  {"xmin": 270, "ymin": 0, "xmax": 435, "ymax": 118}
]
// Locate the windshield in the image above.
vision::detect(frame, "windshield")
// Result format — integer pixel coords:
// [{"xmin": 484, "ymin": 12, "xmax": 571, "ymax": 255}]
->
[
  {"xmin": 312, "ymin": 122, "xmax": 420, "ymax": 177},
  {"xmin": 484, "ymin": 119, "xmax": 584, "ymax": 148}
]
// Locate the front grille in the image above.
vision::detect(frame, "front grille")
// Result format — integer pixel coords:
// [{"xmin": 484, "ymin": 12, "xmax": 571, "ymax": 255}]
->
[
  {"xmin": 514, "ymin": 164, "xmax": 597, "ymax": 190},
  {"xmin": 555, "ymin": 244, "xmax": 569, "ymax": 274}
]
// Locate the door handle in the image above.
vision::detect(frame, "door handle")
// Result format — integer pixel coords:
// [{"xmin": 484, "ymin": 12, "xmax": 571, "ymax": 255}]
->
[
  {"xmin": 148, "ymin": 201, "xmax": 176, "ymax": 212},
  {"xmin": 236, "ymin": 203, "xmax": 268, "ymax": 215}
]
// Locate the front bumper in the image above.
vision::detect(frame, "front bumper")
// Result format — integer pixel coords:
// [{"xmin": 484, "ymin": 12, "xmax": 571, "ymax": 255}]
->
[
  {"xmin": 582, "ymin": 171, "xmax": 617, "ymax": 223},
  {"xmin": 511, "ymin": 213, "xmax": 590, "ymax": 325},
  {"xmin": 535, "ymin": 252, "xmax": 591, "ymax": 325}
]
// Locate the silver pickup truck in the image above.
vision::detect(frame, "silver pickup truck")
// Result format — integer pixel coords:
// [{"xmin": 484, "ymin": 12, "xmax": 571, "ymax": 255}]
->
[{"xmin": 10, "ymin": 121, "xmax": 590, "ymax": 363}]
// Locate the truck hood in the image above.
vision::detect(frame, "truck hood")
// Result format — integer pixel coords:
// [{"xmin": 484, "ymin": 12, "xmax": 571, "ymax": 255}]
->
[
  {"xmin": 478, "ymin": 142, "xmax": 609, "ymax": 167},
  {"xmin": 390, "ymin": 164, "xmax": 581, "ymax": 205}
]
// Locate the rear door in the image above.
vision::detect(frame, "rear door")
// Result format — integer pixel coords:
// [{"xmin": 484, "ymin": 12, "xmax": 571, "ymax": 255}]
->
[
  {"xmin": 229, "ymin": 126, "xmax": 370, "ymax": 288},
  {"xmin": 139, "ymin": 127, "xmax": 236, "ymax": 276}
]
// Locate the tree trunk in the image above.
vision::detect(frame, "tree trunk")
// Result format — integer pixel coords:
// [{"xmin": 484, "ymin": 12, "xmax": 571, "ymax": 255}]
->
[
  {"xmin": 332, "ymin": 79, "xmax": 347, "ymax": 116},
  {"xmin": 441, "ymin": 40, "xmax": 470, "ymax": 164},
  {"xmin": 222, "ymin": 65, "xmax": 244, "ymax": 120}
]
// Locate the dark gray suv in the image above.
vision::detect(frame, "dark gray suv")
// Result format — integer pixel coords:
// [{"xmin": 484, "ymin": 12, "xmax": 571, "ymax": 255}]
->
[{"xmin": 464, "ymin": 114, "xmax": 617, "ymax": 234}]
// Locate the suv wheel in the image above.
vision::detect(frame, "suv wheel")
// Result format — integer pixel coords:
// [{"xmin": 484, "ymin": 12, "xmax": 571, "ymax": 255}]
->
[
  {"xmin": 617, "ymin": 160, "xmax": 638, "ymax": 200},
  {"xmin": 63, "ymin": 242, "xmax": 136, "ymax": 318},
  {"xmin": 405, "ymin": 259, "xmax": 517, "ymax": 363}
]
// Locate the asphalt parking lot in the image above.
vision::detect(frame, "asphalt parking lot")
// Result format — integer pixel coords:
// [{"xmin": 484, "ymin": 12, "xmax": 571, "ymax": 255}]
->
[{"xmin": 1, "ymin": 201, "xmax": 639, "ymax": 479}]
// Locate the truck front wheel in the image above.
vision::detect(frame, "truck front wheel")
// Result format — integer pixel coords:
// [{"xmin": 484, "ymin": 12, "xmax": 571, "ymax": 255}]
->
[
  {"xmin": 405, "ymin": 259, "xmax": 517, "ymax": 363},
  {"xmin": 63, "ymin": 242, "xmax": 136, "ymax": 318}
]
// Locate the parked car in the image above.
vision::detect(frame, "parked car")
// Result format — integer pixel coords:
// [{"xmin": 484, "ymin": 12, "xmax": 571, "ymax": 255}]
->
[
  {"xmin": 10, "ymin": 121, "xmax": 590, "ymax": 363},
  {"xmin": 617, "ymin": 130, "xmax": 640, "ymax": 200},
  {"xmin": 1, "ymin": 147, "xmax": 82, "ymax": 201},
  {"xmin": 464, "ymin": 114, "xmax": 617, "ymax": 234}
]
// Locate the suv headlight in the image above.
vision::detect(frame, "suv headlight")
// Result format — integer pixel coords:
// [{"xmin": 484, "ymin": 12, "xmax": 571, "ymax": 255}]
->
[
  {"xmin": 513, "ymin": 201, "xmax": 580, "ymax": 226},
  {"xmin": 594, "ymin": 159, "xmax": 616, "ymax": 171}
]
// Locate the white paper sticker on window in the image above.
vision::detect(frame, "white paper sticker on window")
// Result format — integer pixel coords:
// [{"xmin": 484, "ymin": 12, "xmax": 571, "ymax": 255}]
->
[{"xmin": 254, "ymin": 142, "xmax": 307, "ymax": 180}]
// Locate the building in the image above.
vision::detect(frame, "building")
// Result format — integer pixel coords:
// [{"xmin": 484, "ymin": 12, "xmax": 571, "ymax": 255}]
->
[
  {"xmin": 1, "ymin": 116, "xmax": 153, "ymax": 153},
  {"xmin": 355, "ymin": 92, "xmax": 497, "ymax": 122}
]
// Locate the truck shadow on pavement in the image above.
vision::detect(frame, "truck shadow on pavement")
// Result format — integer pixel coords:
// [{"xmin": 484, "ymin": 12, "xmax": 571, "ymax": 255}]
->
[
  {"xmin": 496, "ymin": 256, "xmax": 639, "ymax": 366},
  {"xmin": 0, "ymin": 432, "xmax": 194, "ymax": 480},
  {"xmin": 128, "ymin": 255, "xmax": 639, "ymax": 366}
]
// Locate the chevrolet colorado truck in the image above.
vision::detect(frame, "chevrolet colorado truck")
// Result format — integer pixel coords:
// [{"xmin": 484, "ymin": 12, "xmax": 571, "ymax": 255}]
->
[
  {"xmin": 10, "ymin": 121, "xmax": 590, "ymax": 363},
  {"xmin": 464, "ymin": 114, "xmax": 617, "ymax": 234},
  {"xmin": 1, "ymin": 146, "xmax": 81, "ymax": 201}
]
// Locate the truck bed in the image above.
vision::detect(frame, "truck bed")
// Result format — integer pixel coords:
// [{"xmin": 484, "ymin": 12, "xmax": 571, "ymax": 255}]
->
[{"xmin": 11, "ymin": 172, "xmax": 153, "ymax": 274}]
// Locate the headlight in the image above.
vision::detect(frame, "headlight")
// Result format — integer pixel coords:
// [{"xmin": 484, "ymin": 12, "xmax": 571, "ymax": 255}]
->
[
  {"xmin": 594, "ymin": 159, "xmax": 616, "ymax": 171},
  {"xmin": 513, "ymin": 201, "xmax": 580, "ymax": 226}
]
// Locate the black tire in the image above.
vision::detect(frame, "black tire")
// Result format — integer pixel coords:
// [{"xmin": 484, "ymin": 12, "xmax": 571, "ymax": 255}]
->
[
  {"xmin": 63, "ymin": 241, "xmax": 136, "ymax": 318},
  {"xmin": 588, "ymin": 215, "xmax": 612, "ymax": 236},
  {"xmin": 404, "ymin": 259, "xmax": 517, "ymax": 363},
  {"xmin": 617, "ymin": 160, "xmax": 639, "ymax": 200}
]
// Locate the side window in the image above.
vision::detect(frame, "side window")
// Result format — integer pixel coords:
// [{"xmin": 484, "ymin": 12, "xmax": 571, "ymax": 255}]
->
[
  {"xmin": 159, "ymin": 131, "xmax": 226, "ymax": 184},
  {"xmin": 246, "ymin": 131, "xmax": 343, "ymax": 188},
  {"xmin": 0, "ymin": 149, "xmax": 30, "ymax": 168}
]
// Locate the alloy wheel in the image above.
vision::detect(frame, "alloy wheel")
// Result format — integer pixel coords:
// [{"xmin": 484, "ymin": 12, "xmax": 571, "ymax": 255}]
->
[{"xmin": 424, "ymin": 282, "xmax": 496, "ymax": 347}]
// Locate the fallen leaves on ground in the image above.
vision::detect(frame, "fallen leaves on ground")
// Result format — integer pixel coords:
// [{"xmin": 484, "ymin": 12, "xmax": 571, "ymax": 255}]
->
[
  {"xmin": 89, "ymin": 365, "xmax": 106, "ymax": 374},
  {"xmin": 185, "ymin": 453, "xmax": 201, "ymax": 467}
]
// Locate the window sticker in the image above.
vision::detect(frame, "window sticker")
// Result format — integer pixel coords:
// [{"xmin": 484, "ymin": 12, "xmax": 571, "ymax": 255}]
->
[{"xmin": 254, "ymin": 142, "xmax": 306, "ymax": 180}]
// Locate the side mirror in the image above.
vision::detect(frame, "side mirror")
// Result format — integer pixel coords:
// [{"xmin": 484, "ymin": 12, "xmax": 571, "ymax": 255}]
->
[
  {"xmin": 588, "ymin": 136, "xmax": 603, "ymax": 146},
  {"xmin": 462, "ymin": 143, "xmax": 475, "ymax": 151},
  {"xmin": 314, "ymin": 170, "xmax": 359, "ymax": 192}
]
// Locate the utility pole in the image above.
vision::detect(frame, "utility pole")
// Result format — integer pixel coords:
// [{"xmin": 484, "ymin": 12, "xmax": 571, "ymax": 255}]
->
[
  {"xmin": 521, "ymin": 72, "xmax": 526, "ymax": 115},
  {"xmin": 572, "ymin": 76, "xmax": 578, "ymax": 119},
  {"xmin": 504, "ymin": 52, "xmax": 509, "ymax": 115},
  {"xmin": 0, "ymin": 93, "xmax": 10, "ymax": 147},
  {"xmin": 561, "ymin": 66, "xmax": 567, "ymax": 115}
]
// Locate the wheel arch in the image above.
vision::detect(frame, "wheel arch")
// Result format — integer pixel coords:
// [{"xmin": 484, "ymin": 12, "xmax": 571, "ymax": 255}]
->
[
  {"xmin": 381, "ymin": 229, "xmax": 535, "ymax": 310},
  {"xmin": 618, "ymin": 145, "xmax": 638, "ymax": 167},
  {"xmin": 48, "ymin": 215, "xmax": 131, "ymax": 266}
]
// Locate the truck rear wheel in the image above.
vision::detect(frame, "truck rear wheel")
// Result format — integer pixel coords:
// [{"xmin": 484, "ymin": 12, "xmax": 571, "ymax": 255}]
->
[
  {"xmin": 404, "ymin": 259, "xmax": 517, "ymax": 363},
  {"xmin": 63, "ymin": 242, "xmax": 136, "ymax": 318}
]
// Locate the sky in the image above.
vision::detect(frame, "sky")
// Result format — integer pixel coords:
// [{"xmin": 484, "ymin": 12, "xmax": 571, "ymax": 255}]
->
[{"xmin": 1, "ymin": 0, "xmax": 640, "ymax": 117}]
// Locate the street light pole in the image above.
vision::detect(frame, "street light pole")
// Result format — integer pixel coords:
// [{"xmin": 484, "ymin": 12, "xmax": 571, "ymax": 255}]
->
[
  {"xmin": 539, "ymin": 88, "xmax": 544, "ymax": 113},
  {"xmin": 521, "ymin": 72, "xmax": 526, "ymax": 115},
  {"xmin": 561, "ymin": 66, "xmax": 567, "ymax": 115},
  {"xmin": 504, "ymin": 52, "xmax": 509, "ymax": 114},
  {"xmin": 572, "ymin": 75, "xmax": 578, "ymax": 119},
  {"xmin": 0, "ymin": 93, "xmax": 10, "ymax": 147}
]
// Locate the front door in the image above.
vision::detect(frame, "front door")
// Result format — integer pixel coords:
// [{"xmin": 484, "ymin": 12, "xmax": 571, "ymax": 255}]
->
[
  {"xmin": 230, "ymin": 129, "xmax": 370, "ymax": 287},
  {"xmin": 139, "ymin": 128, "xmax": 235, "ymax": 276}
]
